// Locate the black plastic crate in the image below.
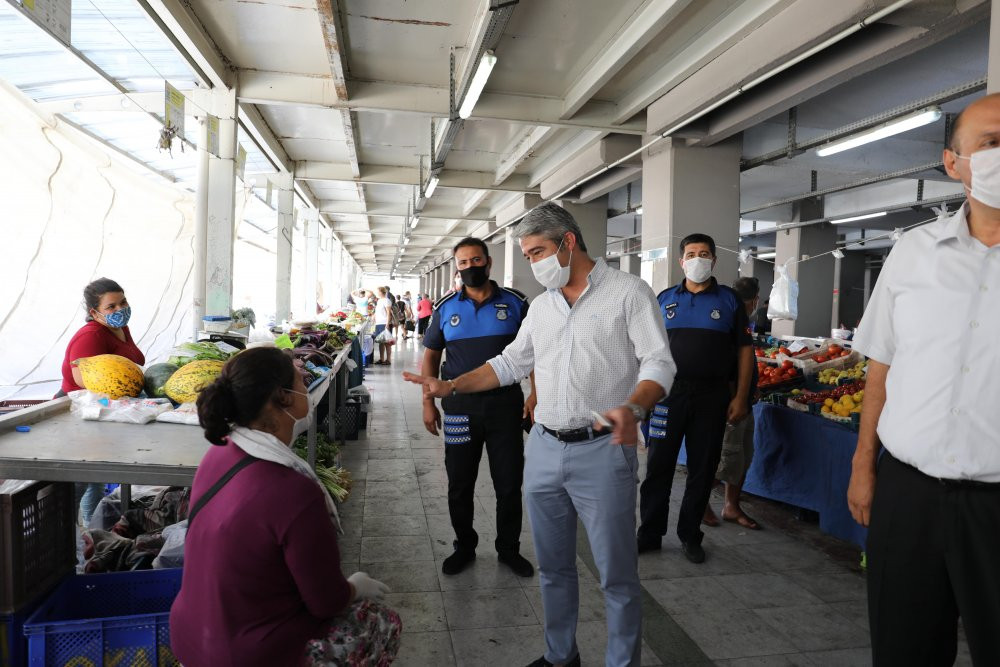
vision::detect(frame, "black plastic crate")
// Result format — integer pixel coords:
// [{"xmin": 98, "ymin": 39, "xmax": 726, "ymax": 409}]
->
[
  {"xmin": 1, "ymin": 482, "xmax": 75, "ymax": 615},
  {"xmin": 334, "ymin": 401, "xmax": 362, "ymax": 441}
]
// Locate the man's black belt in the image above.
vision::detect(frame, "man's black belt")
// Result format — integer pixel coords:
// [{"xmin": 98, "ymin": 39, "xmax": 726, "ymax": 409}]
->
[
  {"xmin": 886, "ymin": 452, "xmax": 1000, "ymax": 490},
  {"xmin": 541, "ymin": 424, "xmax": 609, "ymax": 443}
]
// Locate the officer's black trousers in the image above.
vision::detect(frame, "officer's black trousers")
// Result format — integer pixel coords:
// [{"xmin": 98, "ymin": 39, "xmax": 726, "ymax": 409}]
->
[
  {"xmin": 867, "ymin": 452, "xmax": 1000, "ymax": 666},
  {"xmin": 638, "ymin": 382, "xmax": 729, "ymax": 546},
  {"xmin": 444, "ymin": 410, "xmax": 525, "ymax": 554}
]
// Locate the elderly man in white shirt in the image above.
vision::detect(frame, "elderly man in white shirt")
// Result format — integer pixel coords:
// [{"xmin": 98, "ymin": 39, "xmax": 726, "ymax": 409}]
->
[
  {"xmin": 848, "ymin": 93, "xmax": 1000, "ymax": 666},
  {"xmin": 405, "ymin": 203, "xmax": 675, "ymax": 667}
]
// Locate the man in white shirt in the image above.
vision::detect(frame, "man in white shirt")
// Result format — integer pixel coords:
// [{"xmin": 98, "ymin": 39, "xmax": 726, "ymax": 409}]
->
[
  {"xmin": 404, "ymin": 203, "xmax": 675, "ymax": 667},
  {"xmin": 848, "ymin": 93, "xmax": 1000, "ymax": 665}
]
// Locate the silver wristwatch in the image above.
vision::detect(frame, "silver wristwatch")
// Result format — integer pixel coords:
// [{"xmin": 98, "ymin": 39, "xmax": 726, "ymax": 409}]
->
[{"xmin": 624, "ymin": 402, "xmax": 647, "ymax": 423}]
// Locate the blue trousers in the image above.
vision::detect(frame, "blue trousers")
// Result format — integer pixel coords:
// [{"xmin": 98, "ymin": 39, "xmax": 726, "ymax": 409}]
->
[
  {"xmin": 524, "ymin": 425, "xmax": 642, "ymax": 667},
  {"xmin": 75, "ymin": 482, "xmax": 104, "ymax": 525}
]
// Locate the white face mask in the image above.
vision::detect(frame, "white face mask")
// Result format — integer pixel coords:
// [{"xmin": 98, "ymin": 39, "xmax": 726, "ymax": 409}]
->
[
  {"xmin": 282, "ymin": 388, "xmax": 313, "ymax": 442},
  {"xmin": 682, "ymin": 257, "xmax": 714, "ymax": 284},
  {"xmin": 531, "ymin": 237, "xmax": 572, "ymax": 289},
  {"xmin": 955, "ymin": 146, "xmax": 1000, "ymax": 209}
]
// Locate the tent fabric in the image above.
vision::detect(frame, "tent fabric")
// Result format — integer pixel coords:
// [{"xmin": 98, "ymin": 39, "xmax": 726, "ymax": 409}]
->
[{"xmin": 0, "ymin": 81, "xmax": 195, "ymax": 399}]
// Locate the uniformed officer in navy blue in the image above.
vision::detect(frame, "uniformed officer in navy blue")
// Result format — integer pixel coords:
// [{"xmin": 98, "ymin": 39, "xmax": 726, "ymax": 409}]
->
[
  {"xmin": 421, "ymin": 237, "xmax": 536, "ymax": 577},
  {"xmin": 637, "ymin": 233, "xmax": 754, "ymax": 564}
]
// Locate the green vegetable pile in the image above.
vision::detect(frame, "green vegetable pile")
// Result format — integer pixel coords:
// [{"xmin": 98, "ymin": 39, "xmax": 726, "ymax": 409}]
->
[
  {"xmin": 167, "ymin": 341, "xmax": 233, "ymax": 367},
  {"xmin": 292, "ymin": 431, "xmax": 353, "ymax": 503}
]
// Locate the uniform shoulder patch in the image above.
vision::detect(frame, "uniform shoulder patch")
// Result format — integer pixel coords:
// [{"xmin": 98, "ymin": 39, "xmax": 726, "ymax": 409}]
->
[
  {"xmin": 433, "ymin": 291, "xmax": 458, "ymax": 310},
  {"xmin": 499, "ymin": 286, "xmax": 528, "ymax": 302}
]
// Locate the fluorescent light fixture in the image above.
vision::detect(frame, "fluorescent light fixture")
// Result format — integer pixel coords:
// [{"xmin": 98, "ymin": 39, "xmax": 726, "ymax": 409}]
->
[
  {"xmin": 635, "ymin": 206, "xmax": 643, "ymax": 215},
  {"xmin": 757, "ymin": 252, "xmax": 776, "ymax": 260},
  {"xmin": 831, "ymin": 211, "xmax": 886, "ymax": 225},
  {"xmin": 816, "ymin": 107, "xmax": 942, "ymax": 157},
  {"xmin": 411, "ymin": 216, "xmax": 420, "ymax": 229},
  {"xmin": 459, "ymin": 51, "xmax": 498, "ymax": 119},
  {"xmin": 404, "ymin": 237, "xmax": 411, "ymax": 245},
  {"xmin": 425, "ymin": 174, "xmax": 439, "ymax": 198}
]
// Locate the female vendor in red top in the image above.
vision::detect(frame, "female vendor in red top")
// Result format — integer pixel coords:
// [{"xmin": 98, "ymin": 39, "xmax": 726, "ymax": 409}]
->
[
  {"xmin": 60, "ymin": 278, "xmax": 145, "ymax": 525},
  {"xmin": 170, "ymin": 348, "xmax": 402, "ymax": 666}
]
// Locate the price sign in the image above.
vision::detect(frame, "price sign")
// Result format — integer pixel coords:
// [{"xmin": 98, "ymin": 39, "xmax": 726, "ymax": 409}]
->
[
  {"xmin": 21, "ymin": 0, "xmax": 71, "ymax": 45},
  {"xmin": 164, "ymin": 83, "xmax": 185, "ymax": 136},
  {"xmin": 206, "ymin": 114, "xmax": 220, "ymax": 157},
  {"xmin": 236, "ymin": 145, "xmax": 247, "ymax": 179}
]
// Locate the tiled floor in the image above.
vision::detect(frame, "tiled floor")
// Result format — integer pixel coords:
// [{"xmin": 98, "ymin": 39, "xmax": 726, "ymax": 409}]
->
[{"xmin": 338, "ymin": 338, "xmax": 970, "ymax": 667}]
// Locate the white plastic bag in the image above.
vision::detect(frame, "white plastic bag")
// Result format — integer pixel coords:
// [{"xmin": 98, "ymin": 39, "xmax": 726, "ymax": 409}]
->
[
  {"xmin": 374, "ymin": 328, "xmax": 393, "ymax": 344},
  {"xmin": 768, "ymin": 260, "xmax": 799, "ymax": 321},
  {"xmin": 68, "ymin": 390, "xmax": 172, "ymax": 424},
  {"xmin": 156, "ymin": 402, "xmax": 201, "ymax": 425},
  {"xmin": 152, "ymin": 520, "xmax": 188, "ymax": 569}
]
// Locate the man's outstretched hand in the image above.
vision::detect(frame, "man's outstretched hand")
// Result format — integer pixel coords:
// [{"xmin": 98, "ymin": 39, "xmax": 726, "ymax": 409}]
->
[{"xmin": 402, "ymin": 372, "xmax": 452, "ymax": 400}]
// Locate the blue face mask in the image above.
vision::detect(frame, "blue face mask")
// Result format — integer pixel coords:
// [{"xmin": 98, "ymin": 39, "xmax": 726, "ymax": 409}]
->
[{"xmin": 102, "ymin": 306, "xmax": 132, "ymax": 329}]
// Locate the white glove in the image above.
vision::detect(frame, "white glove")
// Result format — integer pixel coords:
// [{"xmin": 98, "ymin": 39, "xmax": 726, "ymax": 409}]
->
[{"xmin": 348, "ymin": 571, "xmax": 391, "ymax": 600}]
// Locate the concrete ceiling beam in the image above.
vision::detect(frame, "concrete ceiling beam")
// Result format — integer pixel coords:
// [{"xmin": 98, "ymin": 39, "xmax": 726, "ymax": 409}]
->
[
  {"xmin": 561, "ymin": 0, "xmax": 697, "ymax": 119},
  {"xmin": 236, "ymin": 74, "xmax": 646, "ymax": 135},
  {"xmin": 646, "ymin": 0, "xmax": 931, "ymax": 137},
  {"xmin": 296, "ymin": 163, "xmax": 539, "ymax": 193},
  {"xmin": 539, "ymin": 135, "xmax": 642, "ymax": 200},
  {"xmin": 697, "ymin": 3, "xmax": 988, "ymax": 147}
]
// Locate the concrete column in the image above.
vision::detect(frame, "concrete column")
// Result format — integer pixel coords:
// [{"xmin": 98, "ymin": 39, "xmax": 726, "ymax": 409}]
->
[
  {"xmin": 837, "ymin": 251, "xmax": 866, "ymax": 329},
  {"xmin": 301, "ymin": 209, "xmax": 320, "ymax": 317},
  {"xmin": 770, "ymin": 200, "xmax": 836, "ymax": 338},
  {"xmin": 989, "ymin": 0, "xmax": 1000, "ymax": 93},
  {"xmin": 489, "ymin": 238, "xmax": 506, "ymax": 287},
  {"xmin": 192, "ymin": 117, "xmax": 209, "ymax": 337},
  {"xmin": 619, "ymin": 254, "xmax": 641, "ymax": 276},
  {"xmin": 205, "ymin": 87, "xmax": 238, "ymax": 317},
  {"xmin": 555, "ymin": 197, "xmax": 608, "ymax": 262},
  {"xmin": 739, "ymin": 258, "xmax": 774, "ymax": 308},
  {"xmin": 275, "ymin": 173, "xmax": 294, "ymax": 324},
  {"xmin": 504, "ymin": 227, "xmax": 543, "ymax": 299},
  {"xmin": 641, "ymin": 136, "xmax": 741, "ymax": 294}
]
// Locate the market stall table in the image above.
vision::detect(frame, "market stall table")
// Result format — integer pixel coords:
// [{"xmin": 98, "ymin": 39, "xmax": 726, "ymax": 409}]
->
[
  {"xmin": 0, "ymin": 346, "xmax": 354, "ymax": 508},
  {"xmin": 743, "ymin": 402, "xmax": 867, "ymax": 549}
]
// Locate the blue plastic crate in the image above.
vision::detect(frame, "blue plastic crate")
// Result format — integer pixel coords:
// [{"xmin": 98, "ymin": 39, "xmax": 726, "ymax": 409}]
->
[
  {"xmin": 1, "ymin": 588, "xmax": 51, "ymax": 667},
  {"xmin": 24, "ymin": 569, "xmax": 183, "ymax": 666}
]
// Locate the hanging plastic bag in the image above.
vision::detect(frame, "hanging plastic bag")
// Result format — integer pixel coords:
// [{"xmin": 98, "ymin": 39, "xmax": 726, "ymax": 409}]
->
[
  {"xmin": 375, "ymin": 328, "xmax": 393, "ymax": 344},
  {"xmin": 361, "ymin": 334, "xmax": 375, "ymax": 358},
  {"xmin": 767, "ymin": 259, "xmax": 799, "ymax": 321}
]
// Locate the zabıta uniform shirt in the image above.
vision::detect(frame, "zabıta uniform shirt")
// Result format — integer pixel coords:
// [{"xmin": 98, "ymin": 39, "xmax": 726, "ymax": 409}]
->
[
  {"xmin": 423, "ymin": 281, "xmax": 528, "ymax": 415},
  {"xmin": 656, "ymin": 278, "xmax": 752, "ymax": 382}
]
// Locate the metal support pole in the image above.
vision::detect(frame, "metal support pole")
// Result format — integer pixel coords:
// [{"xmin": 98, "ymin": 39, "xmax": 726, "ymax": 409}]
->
[{"xmin": 193, "ymin": 118, "xmax": 209, "ymax": 339}]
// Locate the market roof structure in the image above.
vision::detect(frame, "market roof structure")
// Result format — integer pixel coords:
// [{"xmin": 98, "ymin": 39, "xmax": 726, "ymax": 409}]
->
[{"xmin": 1, "ymin": 0, "xmax": 992, "ymax": 275}]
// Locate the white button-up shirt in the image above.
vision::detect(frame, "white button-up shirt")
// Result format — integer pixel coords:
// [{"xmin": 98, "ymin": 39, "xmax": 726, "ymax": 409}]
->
[
  {"xmin": 853, "ymin": 204, "xmax": 1000, "ymax": 481},
  {"xmin": 488, "ymin": 259, "xmax": 676, "ymax": 430}
]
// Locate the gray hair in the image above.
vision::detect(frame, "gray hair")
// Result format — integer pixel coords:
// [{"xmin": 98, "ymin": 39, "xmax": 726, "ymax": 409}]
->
[{"xmin": 513, "ymin": 203, "xmax": 588, "ymax": 253}]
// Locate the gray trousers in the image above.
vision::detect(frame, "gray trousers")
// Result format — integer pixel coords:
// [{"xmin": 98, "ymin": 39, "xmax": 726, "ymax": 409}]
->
[{"xmin": 524, "ymin": 425, "xmax": 642, "ymax": 667}]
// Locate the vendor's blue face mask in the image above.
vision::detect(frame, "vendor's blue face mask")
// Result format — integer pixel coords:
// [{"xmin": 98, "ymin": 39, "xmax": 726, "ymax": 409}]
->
[{"xmin": 102, "ymin": 306, "xmax": 131, "ymax": 329}]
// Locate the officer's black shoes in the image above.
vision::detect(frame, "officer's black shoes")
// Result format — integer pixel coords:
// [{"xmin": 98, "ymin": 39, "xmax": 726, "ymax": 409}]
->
[
  {"xmin": 442, "ymin": 548, "xmax": 476, "ymax": 575},
  {"xmin": 636, "ymin": 535, "xmax": 662, "ymax": 553},
  {"xmin": 525, "ymin": 653, "xmax": 581, "ymax": 667},
  {"xmin": 681, "ymin": 541, "xmax": 706, "ymax": 564},
  {"xmin": 498, "ymin": 551, "xmax": 534, "ymax": 578}
]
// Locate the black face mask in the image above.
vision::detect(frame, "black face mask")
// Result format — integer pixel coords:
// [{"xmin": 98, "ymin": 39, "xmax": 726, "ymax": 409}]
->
[{"xmin": 459, "ymin": 265, "xmax": 489, "ymax": 288}]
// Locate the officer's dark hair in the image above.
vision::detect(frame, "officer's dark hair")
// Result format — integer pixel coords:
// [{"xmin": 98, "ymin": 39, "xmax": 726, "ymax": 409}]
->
[
  {"xmin": 83, "ymin": 277, "xmax": 125, "ymax": 321},
  {"xmin": 679, "ymin": 233, "xmax": 716, "ymax": 257},
  {"xmin": 453, "ymin": 237, "xmax": 490, "ymax": 259},
  {"xmin": 732, "ymin": 277, "xmax": 760, "ymax": 302}
]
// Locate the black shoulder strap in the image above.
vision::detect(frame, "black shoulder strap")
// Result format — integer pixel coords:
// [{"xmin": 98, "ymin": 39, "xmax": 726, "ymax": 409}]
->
[{"xmin": 186, "ymin": 455, "xmax": 259, "ymax": 528}]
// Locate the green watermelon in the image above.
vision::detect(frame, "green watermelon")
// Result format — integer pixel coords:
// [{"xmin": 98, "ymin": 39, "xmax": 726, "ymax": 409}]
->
[{"xmin": 143, "ymin": 363, "xmax": 180, "ymax": 398}]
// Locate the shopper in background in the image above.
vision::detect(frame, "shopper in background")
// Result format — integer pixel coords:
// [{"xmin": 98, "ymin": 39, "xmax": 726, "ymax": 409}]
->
[
  {"xmin": 848, "ymin": 93, "xmax": 1000, "ymax": 666},
  {"xmin": 421, "ymin": 237, "xmax": 535, "ymax": 578},
  {"xmin": 416, "ymin": 293, "xmax": 432, "ymax": 338},
  {"xmin": 402, "ymin": 291, "xmax": 416, "ymax": 339},
  {"xmin": 637, "ymin": 234, "xmax": 754, "ymax": 564},
  {"xmin": 752, "ymin": 297, "xmax": 771, "ymax": 334},
  {"xmin": 352, "ymin": 289, "xmax": 370, "ymax": 315},
  {"xmin": 171, "ymin": 347, "xmax": 400, "ymax": 666},
  {"xmin": 703, "ymin": 276, "xmax": 762, "ymax": 530},
  {"xmin": 394, "ymin": 294, "xmax": 410, "ymax": 341},
  {"xmin": 404, "ymin": 203, "xmax": 675, "ymax": 667},
  {"xmin": 385, "ymin": 287, "xmax": 398, "ymax": 339},
  {"xmin": 59, "ymin": 277, "xmax": 146, "ymax": 525},
  {"xmin": 373, "ymin": 287, "xmax": 393, "ymax": 365}
]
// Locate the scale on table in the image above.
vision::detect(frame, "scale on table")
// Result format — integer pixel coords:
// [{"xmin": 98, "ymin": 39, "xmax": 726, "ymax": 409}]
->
[{"xmin": 197, "ymin": 315, "xmax": 248, "ymax": 349}]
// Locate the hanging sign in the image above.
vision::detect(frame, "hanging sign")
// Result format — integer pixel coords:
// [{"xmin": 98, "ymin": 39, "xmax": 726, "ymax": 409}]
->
[
  {"xmin": 265, "ymin": 179, "xmax": 273, "ymax": 206},
  {"xmin": 236, "ymin": 145, "xmax": 247, "ymax": 180},
  {"xmin": 206, "ymin": 114, "xmax": 220, "ymax": 157},
  {"xmin": 164, "ymin": 83, "xmax": 185, "ymax": 137},
  {"xmin": 20, "ymin": 0, "xmax": 71, "ymax": 46}
]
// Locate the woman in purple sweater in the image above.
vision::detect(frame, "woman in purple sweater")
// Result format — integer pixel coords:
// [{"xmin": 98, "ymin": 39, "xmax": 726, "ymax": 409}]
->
[{"xmin": 170, "ymin": 347, "xmax": 401, "ymax": 666}]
